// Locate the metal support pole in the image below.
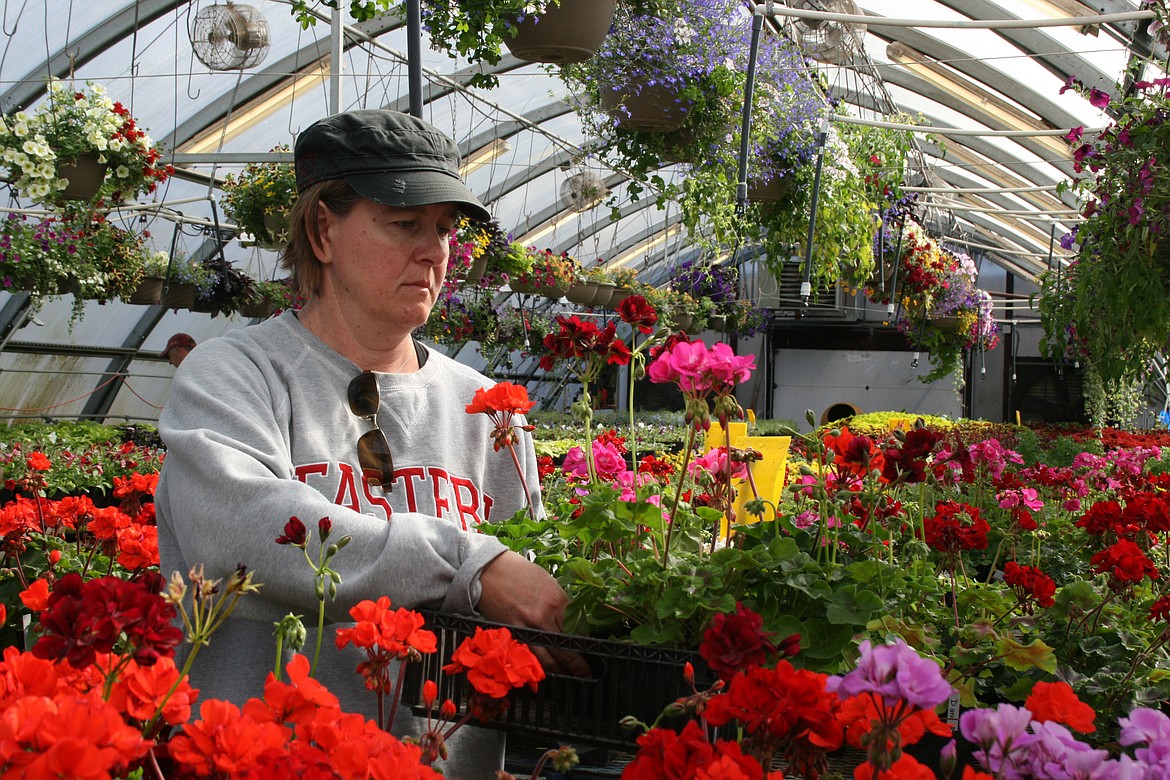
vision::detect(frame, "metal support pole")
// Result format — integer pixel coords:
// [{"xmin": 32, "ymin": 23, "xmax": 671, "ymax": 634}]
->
[
  {"xmin": 329, "ymin": 8, "xmax": 344, "ymax": 114},
  {"xmin": 801, "ymin": 118, "xmax": 830, "ymax": 306},
  {"xmin": 407, "ymin": 0, "xmax": 424, "ymax": 118},
  {"xmin": 735, "ymin": 11, "xmax": 765, "ymax": 215}
]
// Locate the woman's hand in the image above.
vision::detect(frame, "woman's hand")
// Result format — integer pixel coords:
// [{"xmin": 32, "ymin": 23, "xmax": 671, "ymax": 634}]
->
[{"xmin": 477, "ymin": 550, "xmax": 591, "ymax": 677}]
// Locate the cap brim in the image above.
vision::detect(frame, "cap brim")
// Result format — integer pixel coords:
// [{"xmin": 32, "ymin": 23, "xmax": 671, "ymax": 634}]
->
[{"xmin": 345, "ymin": 170, "xmax": 491, "ymax": 223}]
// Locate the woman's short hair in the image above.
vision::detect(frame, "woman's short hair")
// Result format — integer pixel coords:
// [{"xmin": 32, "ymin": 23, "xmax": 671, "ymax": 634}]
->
[{"xmin": 279, "ymin": 179, "xmax": 364, "ymax": 298}]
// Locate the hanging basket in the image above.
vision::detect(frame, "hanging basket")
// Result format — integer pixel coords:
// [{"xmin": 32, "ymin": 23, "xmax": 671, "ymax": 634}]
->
[
  {"xmin": 591, "ymin": 282, "xmax": 618, "ymax": 307},
  {"xmin": 463, "ymin": 254, "xmax": 489, "ymax": 285},
  {"xmin": 600, "ymin": 82, "xmax": 691, "ymax": 133},
  {"xmin": 260, "ymin": 213, "xmax": 288, "ymax": 249},
  {"xmin": 565, "ymin": 281, "xmax": 599, "ymax": 306},
  {"xmin": 928, "ymin": 315, "xmax": 963, "ymax": 332},
  {"xmin": 159, "ymin": 282, "xmax": 197, "ymax": 310},
  {"xmin": 239, "ymin": 298, "xmax": 278, "ymax": 319},
  {"xmin": 508, "ymin": 278, "xmax": 542, "ymax": 296},
  {"xmin": 56, "ymin": 156, "xmax": 108, "ymax": 201},
  {"xmin": 126, "ymin": 275, "xmax": 165, "ymax": 305},
  {"xmin": 505, "ymin": 0, "xmax": 616, "ymax": 63},
  {"xmin": 747, "ymin": 174, "xmax": 796, "ymax": 203}
]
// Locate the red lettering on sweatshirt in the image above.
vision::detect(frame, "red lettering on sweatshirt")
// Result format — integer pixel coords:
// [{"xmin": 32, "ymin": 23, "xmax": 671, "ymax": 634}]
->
[
  {"xmin": 399, "ymin": 466, "xmax": 426, "ymax": 512},
  {"xmin": 429, "ymin": 468, "xmax": 452, "ymax": 523},
  {"xmin": 295, "ymin": 463, "xmax": 329, "ymax": 483},
  {"xmin": 361, "ymin": 477, "xmax": 393, "ymax": 515},
  {"xmin": 449, "ymin": 476, "xmax": 481, "ymax": 528},
  {"xmin": 334, "ymin": 463, "xmax": 363, "ymax": 512}
]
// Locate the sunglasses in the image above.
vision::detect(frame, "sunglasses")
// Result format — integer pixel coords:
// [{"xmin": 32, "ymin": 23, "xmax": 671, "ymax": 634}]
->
[{"xmin": 348, "ymin": 371, "xmax": 394, "ymax": 491}]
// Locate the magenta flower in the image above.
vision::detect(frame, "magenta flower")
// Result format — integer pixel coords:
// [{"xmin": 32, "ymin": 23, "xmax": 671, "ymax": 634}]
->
[
  {"xmin": 1025, "ymin": 720, "xmax": 1112, "ymax": 780},
  {"xmin": 1088, "ymin": 87, "xmax": 1112, "ymax": 109},
  {"xmin": 1128, "ymin": 199, "xmax": 1145, "ymax": 225},
  {"xmin": 688, "ymin": 447, "xmax": 748, "ymax": 482}
]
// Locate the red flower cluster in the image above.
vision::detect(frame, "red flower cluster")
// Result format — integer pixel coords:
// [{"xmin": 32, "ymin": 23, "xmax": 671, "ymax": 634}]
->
[
  {"xmin": 167, "ymin": 655, "xmax": 442, "ymax": 779},
  {"xmin": 1150, "ymin": 595, "xmax": 1170, "ymax": 623},
  {"xmin": 624, "ymin": 720, "xmax": 783, "ymax": 780},
  {"xmin": 699, "ymin": 602, "xmax": 778, "ymax": 682},
  {"xmin": 539, "ymin": 315, "xmax": 631, "ymax": 371},
  {"xmin": 1003, "ymin": 561, "xmax": 1056, "ymax": 611},
  {"xmin": 822, "ymin": 427, "xmax": 883, "ymax": 480},
  {"xmin": 31, "ymin": 572, "xmax": 183, "ymax": 668},
  {"xmin": 1090, "ymin": 538, "xmax": 1161, "ymax": 588},
  {"xmin": 442, "ymin": 626, "xmax": 544, "ymax": 721},
  {"xmin": 881, "ymin": 427, "xmax": 945, "ymax": 484},
  {"xmin": 923, "ymin": 501, "xmax": 990, "ymax": 555},
  {"xmin": 335, "ymin": 597, "xmax": 437, "ymax": 694},
  {"xmin": 1025, "ymin": 681, "xmax": 1096, "ymax": 733},
  {"xmin": 704, "ymin": 660, "xmax": 843, "ymax": 778},
  {"xmin": 464, "ymin": 381, "xmax": 537, "ymax": 452}
]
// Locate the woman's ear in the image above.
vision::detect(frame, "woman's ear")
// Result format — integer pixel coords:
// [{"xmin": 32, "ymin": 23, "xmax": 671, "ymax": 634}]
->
[{"xmin": 308, "ymin": 201, "xmax": 335, "ymax": 265}]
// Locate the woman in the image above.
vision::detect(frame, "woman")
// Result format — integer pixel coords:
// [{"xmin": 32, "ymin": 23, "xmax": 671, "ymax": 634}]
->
[{"xmin": 156, "ymin": 110, "xmax": 581, "ymax": 777}]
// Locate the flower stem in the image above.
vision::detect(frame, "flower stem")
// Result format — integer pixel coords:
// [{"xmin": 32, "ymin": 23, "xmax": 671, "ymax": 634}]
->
[
  {"xmin": 662, "ymin": 426, "xmax": 698, "ymax": 568},
  {"xmin": 507, "ymin": 441, "xmax": 538, "ymax": 523}
]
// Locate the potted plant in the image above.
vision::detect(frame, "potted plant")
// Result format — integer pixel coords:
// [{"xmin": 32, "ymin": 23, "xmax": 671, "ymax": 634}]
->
[
  {"xmin": 220, "ymin": 146, "xmax": 297, "ymax": 249},
  {"xmin": 0, "ymin": 79, "xmax": 170, "ymax": 205},
  {"xmin": 880, "ymin": 219, "xmax": 1000, "ymax": 383},
  {"xmin": 418, "ymin": 290, "xmax": 477, "ymax": 346},
  {"xmin": 0, "ymin": 209, "xmax": 146, "ymax": 325},
  {"xmin": 123, "ymin": 248, "xmax": 174, "ymax": 305},
  {"xmin": 159, "ymin": 256, "xmax": 215, "ymax": 310},
  {"xmin": 1037, "ymin": 75, "xmax": 1170, "ymax": 402},
  {"xmin": 508, "ymin": 247, "xmax": 578, "ymax": 298},
  {"xmin": 239, "ymin": 277, "xmax": 295, "ymax": 319},
  {"xmin": 561, "ymin": 0, "xmax": 825, "ymax": 223},
  {"xmin": 400, "ymin": 0, "xmax": 618, "ymax": 89}
]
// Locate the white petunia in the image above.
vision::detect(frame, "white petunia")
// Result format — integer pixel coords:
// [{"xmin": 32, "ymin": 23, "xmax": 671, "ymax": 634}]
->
[{"xmin": 115, "ymin": 165, "xmax": 130, "ymax": 178}]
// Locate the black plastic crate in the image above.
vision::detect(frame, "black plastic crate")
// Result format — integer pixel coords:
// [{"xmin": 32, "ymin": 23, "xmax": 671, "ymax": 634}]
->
[{"xmin": 401, "ymin": 610, "xmax": 715, "ymax": 750}]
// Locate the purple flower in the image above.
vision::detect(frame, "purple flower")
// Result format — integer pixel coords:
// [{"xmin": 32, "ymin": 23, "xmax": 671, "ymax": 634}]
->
[
  {"xmin": 1059, "ymin": 231, "xmax": 1077, "ymax": 250},
  {"xmin": 828, "ymin": 639, "xmax": 953, "ymax": 710},
  {"xmin": 960, "ymin": 704, "xmax": 1037, "ymax": 778},
  {"xmin": 1119, "ymin": 708, "xmax": 1170, "ymax": 764},
  {"xmin": 1025, "ymin": 720, "xmax": 1111, "ymax": 780}
]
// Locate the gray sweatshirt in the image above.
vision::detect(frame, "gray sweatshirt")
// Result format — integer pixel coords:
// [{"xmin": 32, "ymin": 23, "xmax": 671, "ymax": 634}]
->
[{"xmin": 156, "ymin": 310, "xmax": 542, "ymax": 777}]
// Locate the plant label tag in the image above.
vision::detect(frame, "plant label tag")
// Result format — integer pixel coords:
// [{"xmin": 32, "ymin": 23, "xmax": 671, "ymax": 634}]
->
[{"xmin": 946, "ymin": 693, "xmax": 962, "ymax": 727}]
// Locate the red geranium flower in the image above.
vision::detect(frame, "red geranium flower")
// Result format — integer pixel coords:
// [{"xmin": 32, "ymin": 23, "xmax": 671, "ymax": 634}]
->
[
  {"xmin": 923, "ymin": 501, "xmax": 989, "ymax": 555},
  {"xmin": 442, "ymin": 627, "xmax": 544, "ymax": 721},
  {"xmin": 1003, "ymin": 561, "xmax": 1056, "ymax": 611},
  {"xmin": 465, "ymin": 381, "xmax": 537, "ymax": 452},
  {"xmin": 1025, "ymin": 680, "xmax": 1096, "ymax": 733},
  {"xmin": 1150, "ymin": 594, "xmax": 1170, "ymax": 623},
  {"xmin": 617, "ymin": 294, "xmax": 659, "ymax": 334},
  {"xmin": 699, "ymin": 602, "xmax": 777, "ymax": 681},
  {"xmin": 31, "ymin": 572, "xmax": 183, "ymax": 669},
  {"xmin": 1090, "ymin": 538, "xmax": 1160, "ymax": 589}
]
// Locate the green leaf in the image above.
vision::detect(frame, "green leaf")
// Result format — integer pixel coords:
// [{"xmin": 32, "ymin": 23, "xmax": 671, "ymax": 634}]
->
[
  {"xmin": 995, "ymin": 637, "xmax": 1057, "ymax": 674},
  {"xmin": 825, "ymin": 586, "xmax": 884, "ymax": 625}
]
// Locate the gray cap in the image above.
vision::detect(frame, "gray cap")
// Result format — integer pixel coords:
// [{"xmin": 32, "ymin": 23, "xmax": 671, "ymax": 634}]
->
[{"xmin": 294, "ymin": 109, "xmax": 490, "ymax": 222}]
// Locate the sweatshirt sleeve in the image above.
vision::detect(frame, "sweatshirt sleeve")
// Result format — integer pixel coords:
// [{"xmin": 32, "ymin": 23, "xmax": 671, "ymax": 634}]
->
[{"xmin": 155, "ymin": 342, "xmax": 507, "ymax": 624}]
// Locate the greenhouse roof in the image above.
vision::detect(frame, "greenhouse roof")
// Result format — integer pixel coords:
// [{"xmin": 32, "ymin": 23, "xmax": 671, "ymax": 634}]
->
[{"xmin": 0, "ymin": 0, "xmax": 1164, "ymax": 424}]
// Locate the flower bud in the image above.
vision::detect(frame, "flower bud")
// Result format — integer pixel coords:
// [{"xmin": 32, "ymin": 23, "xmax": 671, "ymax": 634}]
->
[
  {"xmin": 274, "ymin": 613, "xmax": 307, "ymax": 651},
  {"xmin": 940, "ymin": 739, "xmax": 957, "ymax": 779}
]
